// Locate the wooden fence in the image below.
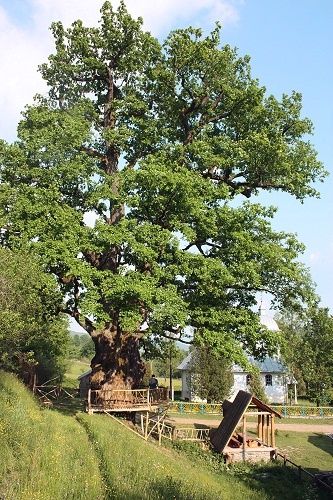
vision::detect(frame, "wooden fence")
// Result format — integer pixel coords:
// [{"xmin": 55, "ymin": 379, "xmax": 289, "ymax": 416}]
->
[
  {"xmin": 276, "ymin": 452, "xmax": 333, "ymax": 495},
  {"xmin": 168, "ymin": 402, "xmax": 333, "ymax": 417},
  {"xmin": 139, "ymin": 413, "xmax": 210, "ymax": 444}
]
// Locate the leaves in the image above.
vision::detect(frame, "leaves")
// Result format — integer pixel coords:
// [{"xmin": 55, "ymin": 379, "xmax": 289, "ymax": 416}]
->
[{"xmin": 0, "ymin": 2, "xmax": 326, "ymax": 369}]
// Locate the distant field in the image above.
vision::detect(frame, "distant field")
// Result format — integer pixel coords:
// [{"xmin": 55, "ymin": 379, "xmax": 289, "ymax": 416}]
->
[{"xmin": 63, "ymin": 359, "xmax": 90, "ymax": 387}]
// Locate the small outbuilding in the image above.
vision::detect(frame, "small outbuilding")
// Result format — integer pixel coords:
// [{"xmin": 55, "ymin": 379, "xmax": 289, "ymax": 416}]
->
[
  {"xmin": 78, "ymin": 369, "xmax": 91, "ymax": 398},
  {"xmin": 210, "ymin": 390, "xmax": 282, "ymax": 463}
]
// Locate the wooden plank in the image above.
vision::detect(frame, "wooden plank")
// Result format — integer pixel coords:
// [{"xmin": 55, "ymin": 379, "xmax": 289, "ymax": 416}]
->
[
  {"xmin": 210, "ymin": 390, "xmax": 252, "ymax": 453},
  {"xmin": 251, "ymin": 396, "xmax": 282, "ymax": 418}
]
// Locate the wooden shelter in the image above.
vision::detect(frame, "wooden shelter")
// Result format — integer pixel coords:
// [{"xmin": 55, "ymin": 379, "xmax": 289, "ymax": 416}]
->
[{"xmin": 210, "ymin": 390, "xmax": 281, "ymax": 463}]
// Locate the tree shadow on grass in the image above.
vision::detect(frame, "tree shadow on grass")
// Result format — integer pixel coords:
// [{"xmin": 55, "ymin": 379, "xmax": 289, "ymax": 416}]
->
[
  {"xmin": 50, "ymin": 392, "xmax": 85, "ymax": 416},
  {"xmin": 234, "ymin": 463, "xmax": 330, "ymax": 500},
  {"xmin": 150, "ymin": 476, "xmax": 207, "ymax": 500},
  {"xmin": 306, "ymin": 433, "xmax": 333, "ymax": 474}
]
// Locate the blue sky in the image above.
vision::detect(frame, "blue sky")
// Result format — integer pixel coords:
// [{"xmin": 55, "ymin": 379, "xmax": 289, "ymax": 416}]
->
[{"xmin": 0, "ymin": 0, "xmax": 332, "ymax": 313}]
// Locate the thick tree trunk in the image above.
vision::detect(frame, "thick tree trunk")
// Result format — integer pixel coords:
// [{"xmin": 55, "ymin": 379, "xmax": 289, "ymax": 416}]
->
[{"xmin": 90, "ymin": 329, "xmax": 145, "ymax": 391}]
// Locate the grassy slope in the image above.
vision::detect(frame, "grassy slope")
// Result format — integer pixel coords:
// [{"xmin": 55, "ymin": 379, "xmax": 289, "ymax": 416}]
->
[
  {"xmin": 0, "ymin": 371, "xmax": 104, "ymax": 500},
  {"xmin": 78, "ymin": 413, "xmax": 266, "ymax": 500},
  {"xmin": 1, "ymin": 371, "xmax": 330, "ymax": 499}
]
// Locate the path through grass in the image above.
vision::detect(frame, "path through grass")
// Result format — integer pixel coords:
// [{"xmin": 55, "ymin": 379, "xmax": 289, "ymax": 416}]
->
[{"xmin": 0, "ymin": 371, "xmax": 104, "ymax": 500}]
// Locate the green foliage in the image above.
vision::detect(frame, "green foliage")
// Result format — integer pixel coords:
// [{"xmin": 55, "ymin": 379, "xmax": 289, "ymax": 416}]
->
[
  {"xmin": 247, "ymin": 367, "xmax": 268, "ymax": 403},
  {"xmin": 0, "ymin": 248, "xmax": 70, "ymax": 383},
  {"xmin": 0, "ymin": 2, "xmax": 326, "ymax": 376},
  {"xmin": 149, "ymin": 341, "xmax": 186, "ymax": 379},
  {"xmin": 189, "ymin": 347, "xmax": 233, "ymax": 402},
  {"xmin": 69, "ymin": 333, "xmax": 95, "ymax": 359},
  {"xmin": 279, "ymin": 307, "xmax": 333, "ymax": 405},
  {"xmin": 0, "ymin": 371, "xmax": 104, "ymax": 499}
]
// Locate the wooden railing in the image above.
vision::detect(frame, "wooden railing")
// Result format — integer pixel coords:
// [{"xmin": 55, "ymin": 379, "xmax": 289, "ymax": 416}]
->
[
  {"xmin": 87, "ymin": 387, "xmax": 169, "ymax": 411},
  {"xmin": 139, "ymin": 413, "xmax": 210, "ymax": 443}
]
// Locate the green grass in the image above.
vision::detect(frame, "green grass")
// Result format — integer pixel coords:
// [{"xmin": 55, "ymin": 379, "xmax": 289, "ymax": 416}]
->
[
  {"xmin": 274, "ymin": 431, "xmax": 333, "ymax": 472},
  {"xmin": 0, "ymin": 371, "xmax": 104, "ymax": 500},
  {"xmin": 63, "ymin": 358, "xmax": 90, "ymax": 388},
  {"xmin": 78, "ymin": 413, "xmax": 270, "ymax": 500}
]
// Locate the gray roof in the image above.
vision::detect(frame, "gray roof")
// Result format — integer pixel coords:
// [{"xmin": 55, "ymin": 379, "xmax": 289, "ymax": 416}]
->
[
  {"xmin": 234, "ymin": 356, "xmax": 287, "ymax": 374},
  {"xmin": 77, "ymin": 369, "xmax": 92, "ymax": 380},
  {"xmin": 177, "ymin": 352, "xmax": 287, "ymax": 374},
  {"xmin": 177, "ymin": 352, "xmax": 192, "ymax": 370}
]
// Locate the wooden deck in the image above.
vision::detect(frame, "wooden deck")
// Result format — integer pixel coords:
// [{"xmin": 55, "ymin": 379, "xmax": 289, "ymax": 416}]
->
[{"xmin": 87, "ymin": 387, "xmax": 169, "ymax": 414}]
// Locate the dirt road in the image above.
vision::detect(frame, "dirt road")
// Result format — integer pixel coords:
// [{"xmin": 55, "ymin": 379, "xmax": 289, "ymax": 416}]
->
[{"xmin": 169, "ymin": 417, "xmax": 333, "ymax": 433}]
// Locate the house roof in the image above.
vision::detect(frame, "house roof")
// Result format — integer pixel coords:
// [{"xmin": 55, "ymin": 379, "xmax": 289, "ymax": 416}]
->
[
  {"xmin": 233, "ymin": 356, "xmax": 287, "ymax": 374},
  {"xmin": 77, "ymin": 369, "xmax": 92, "ymax": 380},
  {"xmin": 177, "ymin": 352, "xmax": 192, "ymax": 370},
  {"xmin": 177, "ymin": 352, "xmax": 287, "ymax": 374}
]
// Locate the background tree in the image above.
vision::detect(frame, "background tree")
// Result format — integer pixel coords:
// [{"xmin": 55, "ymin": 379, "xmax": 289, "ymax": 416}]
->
[
  {"xmin": 0, "ymin": 2, "xmax": 325, "ymax": 392},
  {"xmin": 189, "ymin": 347, "xmax": 233, "ymax": 402},
  {"xmin": 247, "ymin": 368, "xmax": 268, "ymax": 403},
  {"xmin": 279, "ymin": 307, "xmax": 333, "ymax": 405},
  {"xmin": 151, "ymin": 342, "xmax": 185, "ymax": 380},
  {"xmin": 69, "ymin": 334, "xmax": 95, "ymax": 360},
  {"xmin": 0, "ymin": 248, "xmax": 69, "ymax": 384}
]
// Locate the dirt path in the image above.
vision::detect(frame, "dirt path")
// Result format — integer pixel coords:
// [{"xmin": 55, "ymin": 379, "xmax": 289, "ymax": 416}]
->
[{"xmin": 169, "ymin": 417, "xmax": 333, "ymax": 433}]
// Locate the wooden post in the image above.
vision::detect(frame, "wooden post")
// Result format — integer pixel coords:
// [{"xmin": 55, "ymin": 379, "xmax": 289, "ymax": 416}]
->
[
  {"xmin": 271, "ymin": 414, "xmax": 276, "ymax": 448},
  {"xmin": 87, "ymin": 389, "xmax": 92, "ymax": 415},
  {"xmin": 266, "ymin": 414, "xmax": 270, "ymax": 446},
  {"xmin": 140, "ymin": 413, "xmax": 144, "ymax": 435},
  {"xmin": 145, "ymin": 411, "xmax": 149, "ymax": 440},
  {"xmin": 32, "ymin": 373, "xmax": 37, "ymax": 394},
  {"xmin": 261, "ymin": 413, "xmax": 265, "ymax": 444},
  {"xmin": 242, "ymin": 415, "xmax": 247, "ymax": 461},
  {"xmin": 158, "ymin": 418, "xmax": 163, "ymax": 446},
  {"xmin": 258, "ymin": 414, "xmax": 262, "ymax": 440}
]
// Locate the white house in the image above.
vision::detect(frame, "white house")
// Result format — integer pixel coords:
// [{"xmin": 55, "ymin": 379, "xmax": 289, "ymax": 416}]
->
[
  {"xmin": 177, "ymin": 314, "xmax": 294, "ymax": 404},
  {"xmin": 177, "ymin": 352, "xmax": 289, "ymax": 404}
]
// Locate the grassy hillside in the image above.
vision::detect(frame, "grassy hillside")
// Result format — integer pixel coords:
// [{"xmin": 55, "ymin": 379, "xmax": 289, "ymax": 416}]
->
[
  {"xmin": 0, "ymin": 371, "xmax": 329, "ymax": 499},
  {"xmin": 78, "ymin": 413, "xmax": 265, "ymax": 500},
  {"xmin": 0, "ymin": 371, "xmax": 104, "ymax": 500}
]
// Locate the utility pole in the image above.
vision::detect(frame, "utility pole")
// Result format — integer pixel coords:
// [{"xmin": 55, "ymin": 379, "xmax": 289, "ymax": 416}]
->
[{"xmin": 169, "ymin": 341, "xmax": 173, "ymax": 400}]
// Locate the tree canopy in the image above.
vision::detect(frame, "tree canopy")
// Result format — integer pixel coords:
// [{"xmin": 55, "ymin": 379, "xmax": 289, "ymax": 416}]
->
[
  {"xmin": 0, "ymin": 248, "xmax": 69, "ymax": 384},
  {"xmin": 0, "ymin": 2, "xmax": 325, "ymax": 390},
  {"xmin": 279, "ymin": 307, "xmax": 333, "ymax": 405}
]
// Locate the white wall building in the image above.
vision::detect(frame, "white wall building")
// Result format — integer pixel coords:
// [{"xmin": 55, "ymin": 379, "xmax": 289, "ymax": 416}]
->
[
  {"xmin": 177, "ymin": 314, "xmax": 292, "ymax": 404},
  {"xmin": 178, "ymin": 353, "xmax": 289, "ymax": 404}
]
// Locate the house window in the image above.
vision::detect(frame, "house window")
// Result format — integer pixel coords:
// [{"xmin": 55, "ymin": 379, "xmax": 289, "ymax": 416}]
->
[
  {"xmin": 246, "ymin": 374, "xmax": 252, "ymax": 385},
  {"xmin": 265, "ymin": 374, "xmax": 272, "ymax": 386}
]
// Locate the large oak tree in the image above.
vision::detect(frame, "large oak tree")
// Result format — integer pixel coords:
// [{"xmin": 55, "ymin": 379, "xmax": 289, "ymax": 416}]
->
[{"xmin": 0, "ymin": 2, "xmax": 326, "ymax": 391}]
